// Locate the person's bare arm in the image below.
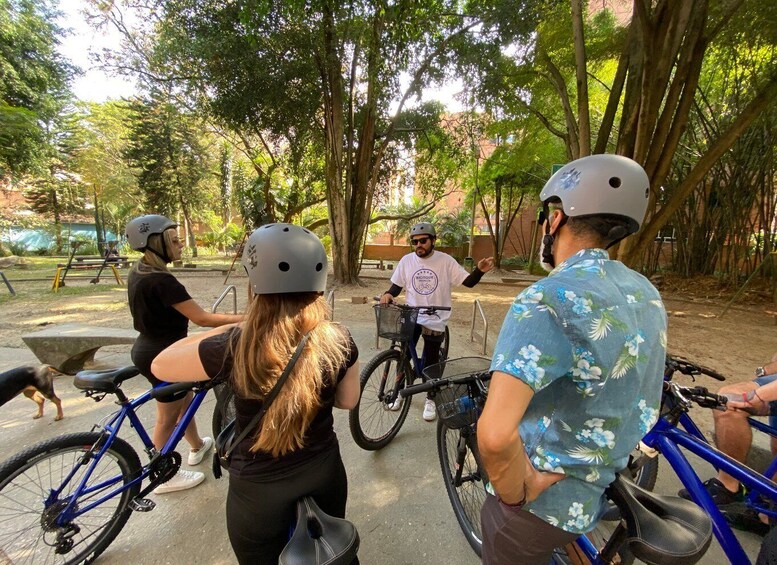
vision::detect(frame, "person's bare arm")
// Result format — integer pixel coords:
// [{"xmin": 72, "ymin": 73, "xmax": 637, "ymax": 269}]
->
[
  {"xmin": 478, "ymin": 371, "xmax": 565, "ymax": 504},
  {"xmin": 151, "ymin": 326, "xmax": 233, "ymax": 382},
  {"xmin": 334, "ymin": 363, "xmax": 360, "ymax": 409},
  {"xmin": 173, "ymin": 299, "xmax": 243, "ymax": 327}
]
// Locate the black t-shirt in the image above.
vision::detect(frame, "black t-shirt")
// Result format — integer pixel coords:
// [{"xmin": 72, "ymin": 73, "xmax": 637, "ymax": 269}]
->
[
  {"xmin": 199, "ymin": 325, "xmax": 358, "ymax": 481},
  {"xmin": 127, "ymin": 269, "xmax": 192, "ymax": 342}
]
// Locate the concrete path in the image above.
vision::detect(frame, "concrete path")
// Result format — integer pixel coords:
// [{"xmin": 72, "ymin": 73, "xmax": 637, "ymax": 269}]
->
[{"xmin": 0, "ymin": 317, "xmax": 767, "ymax": 563}]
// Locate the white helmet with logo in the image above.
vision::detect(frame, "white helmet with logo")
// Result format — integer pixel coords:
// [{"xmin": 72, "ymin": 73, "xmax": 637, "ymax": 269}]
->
[
  {"xmin": 540, "ymin": 154, "xmax": 649, "ymax": 235},
  {"xmin": 125, "ymin": 215, "xmax": 178, "ymax": 251},
  {"xmin": 242, "ymin": 223, "xmax": 328, "ymax": 295}
]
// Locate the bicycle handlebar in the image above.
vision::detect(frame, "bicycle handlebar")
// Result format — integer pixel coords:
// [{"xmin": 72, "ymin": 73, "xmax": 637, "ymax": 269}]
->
[
  {"xmin": 665, "ymin": 355, "xmax": 727, "ymax": 382},
  {"xmin": 399, "ymin": 372, "xmax": 489, "ymax": 398},
  {"xmin": 665, "ymin": 382, "xmax": 728, "ymax": 410},
  {"xmin": 372, "ymin": 298, "xmax": 452, "ymax": 312}
]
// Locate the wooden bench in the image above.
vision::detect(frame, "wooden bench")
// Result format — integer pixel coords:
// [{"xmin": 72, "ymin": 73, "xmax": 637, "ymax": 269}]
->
[{"xmin": 22, "ymin": 323, "xmax": 138, "ymax": 374}]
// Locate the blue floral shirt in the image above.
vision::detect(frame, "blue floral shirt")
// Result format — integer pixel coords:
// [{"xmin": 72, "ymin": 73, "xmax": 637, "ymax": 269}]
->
[{"xmin": 489, "ymin": 248, "xmax": 667, "ymax": 534}]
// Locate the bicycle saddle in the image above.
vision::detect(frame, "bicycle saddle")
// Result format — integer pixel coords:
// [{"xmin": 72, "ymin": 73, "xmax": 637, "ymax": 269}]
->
[
  {"xmin": 606, "ymin": 473, "xmax": 712, "ymax": 565},
  {"xmin": 74, "ymin": 366, "xmax": 140, "ymax": 393}
]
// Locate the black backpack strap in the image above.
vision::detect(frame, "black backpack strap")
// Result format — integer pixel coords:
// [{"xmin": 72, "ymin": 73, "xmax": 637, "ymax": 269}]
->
[{"xmin": 224, "ymin": 332, "xmax": 310, "ymax": 459}]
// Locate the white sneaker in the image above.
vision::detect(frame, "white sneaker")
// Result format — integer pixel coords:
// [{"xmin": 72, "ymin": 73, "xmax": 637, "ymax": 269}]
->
[
  {"xmin": 153, "ymin": 470, "xmax": 205, "ymax": 494},
  {"xmin": 187, "ymin": 436, "xmax": 214, "ymax": 466},
  {"xmin": 423, "ymin": 399, "xmax": 437, "ymax": 422},
  {"xmin": 388, "ymin": 396, "xmax": 402, "ymax": 411}
]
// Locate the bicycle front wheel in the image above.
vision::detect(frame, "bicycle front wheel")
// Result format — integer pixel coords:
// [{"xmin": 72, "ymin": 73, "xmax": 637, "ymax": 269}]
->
[
  {"xmin": 0, "ymin": 432, "xmax": 142, "ymax": 564},
  {"xmin": 437, "ymin": 420, "xmax": 487, "ymax": 556},
  {"xmin": 349, "ymin": 349, "xmax": 412, "ymax": 450}
]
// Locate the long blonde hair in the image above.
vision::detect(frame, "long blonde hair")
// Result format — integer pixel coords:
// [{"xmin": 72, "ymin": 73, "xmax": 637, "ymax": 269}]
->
[
  {"xmin": 231, "ymin": 292, "xmax": 348, "ymax": 457},
  {"xmin": 131, "ymin": 229, "xmax": 177, "ymax": 275}
]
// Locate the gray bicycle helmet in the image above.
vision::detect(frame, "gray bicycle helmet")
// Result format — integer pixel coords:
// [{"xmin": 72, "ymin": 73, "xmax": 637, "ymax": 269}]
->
[
  {"xmin": 410, "ymin": 222, "xmax": 436, "ymax": 239},
  {"xmin": 126, "ymin": 215, "xmax": 178, "ymax": 251},
  {"xmin": 242, "ymin": 223, "xmax": 328, "ymax": 294},
  {"xmin": 539, "ymin": 154, "xmax": 649, "ymax": 234}
]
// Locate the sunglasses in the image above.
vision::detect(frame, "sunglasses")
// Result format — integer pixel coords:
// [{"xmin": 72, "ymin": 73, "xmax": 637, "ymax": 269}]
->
[{"xmin": 411, "ymin": 237, "xmax": 430, "ymax": 246}]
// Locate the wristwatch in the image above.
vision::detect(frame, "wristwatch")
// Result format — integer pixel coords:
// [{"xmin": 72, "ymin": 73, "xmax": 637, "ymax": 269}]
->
[{"xmin": 756, "ymin": 367, "xmax": 767, "ymax": 378}]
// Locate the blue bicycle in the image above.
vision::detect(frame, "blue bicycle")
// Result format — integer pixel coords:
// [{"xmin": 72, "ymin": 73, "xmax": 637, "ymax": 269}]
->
[
  {"xmin": 0, "ymin": 366, "xmax": 214, "ymax": 564},
  {"xmin": 349, "ymin": 302, "xmax": 450, "ymax": 450},
  {"xmin": 633, "ymin": 358, "xmax": 777, "ymax": 564}
]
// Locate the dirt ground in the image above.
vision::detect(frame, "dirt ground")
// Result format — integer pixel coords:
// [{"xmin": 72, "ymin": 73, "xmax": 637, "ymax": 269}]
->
[{"xmin": 4, "ymin": 266, "xmax": 777, "ymax": 391}]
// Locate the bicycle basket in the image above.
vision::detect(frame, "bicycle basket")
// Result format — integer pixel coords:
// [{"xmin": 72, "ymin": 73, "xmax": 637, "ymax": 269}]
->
[
  {"xmin": 425, "ymin": 357, "xmax": 491, "ymax": 429},
  {"xmin": 374, "ymin": 304, "xmax": 418, "ymax": 341}
]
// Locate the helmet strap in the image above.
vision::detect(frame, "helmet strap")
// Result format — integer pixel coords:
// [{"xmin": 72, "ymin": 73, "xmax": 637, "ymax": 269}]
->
[{"xmin": 541, "ymin": 205, "xmax": 567, "ymax": 268}]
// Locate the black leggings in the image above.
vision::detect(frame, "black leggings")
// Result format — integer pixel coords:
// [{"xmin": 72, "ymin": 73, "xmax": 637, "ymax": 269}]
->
[
  {"xmin": 413, "ymin": 325, "xmax": 444, "ymax": 369},
  {"xmin": 226, "ymin": 446, "xmax": 352, "ymax": 565}
]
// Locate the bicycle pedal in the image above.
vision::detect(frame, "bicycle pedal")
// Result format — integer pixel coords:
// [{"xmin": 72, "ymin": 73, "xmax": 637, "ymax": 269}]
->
[{"xmin": 129, "ymin": 497, "xmax": 156, "ymax": 512}]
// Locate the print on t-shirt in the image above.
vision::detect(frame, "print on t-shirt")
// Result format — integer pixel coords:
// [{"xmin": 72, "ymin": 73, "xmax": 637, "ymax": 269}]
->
[{"xmin": 412, "ymin": 268, "xmax": 438, "ymax": 295}]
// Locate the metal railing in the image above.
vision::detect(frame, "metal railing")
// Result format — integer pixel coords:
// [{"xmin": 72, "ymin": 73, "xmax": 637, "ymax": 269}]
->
[
  {"xmin": 470, "ymin": 299, "xmax": 489, "ymax": 355},
  {"xmin": 212, "ymin": 285, "xmax": 237, "ymax": 314}
]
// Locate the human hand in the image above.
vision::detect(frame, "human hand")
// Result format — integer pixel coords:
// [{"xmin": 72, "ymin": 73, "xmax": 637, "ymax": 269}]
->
[
  {"xmin": 523, "ymin": 458, "xmax": 565, "ymax": 503},
  {"xmin": 723, "ymin": 390, "xmax": 767, "ymax": 415},
  {"xmin": 379, "ymin": 293, "xmax": 394, "ymax": 305},
  {"xmin": 478, "ymin": 257, "xmax": 495, "ymax": 273}
]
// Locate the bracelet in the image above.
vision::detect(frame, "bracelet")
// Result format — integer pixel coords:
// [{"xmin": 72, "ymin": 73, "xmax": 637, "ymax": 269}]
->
[
  {"xmin": 497, "ymin": 492, "xmax": 527, "ymax": 513},
  {"xmin": 754, "ymin": 389, "xmax": 766, "ymax": 403}
]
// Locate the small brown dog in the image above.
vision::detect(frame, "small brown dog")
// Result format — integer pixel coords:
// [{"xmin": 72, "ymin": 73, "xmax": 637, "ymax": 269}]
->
[{"xmin": 0, "ymin": 365, "xmax": 64, "ymax": 421}]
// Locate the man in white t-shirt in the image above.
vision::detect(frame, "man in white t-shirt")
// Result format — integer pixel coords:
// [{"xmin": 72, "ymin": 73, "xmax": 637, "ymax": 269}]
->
[{"xmin": 380, "ymin": 221, "xmax": 494, "ymax": 421}]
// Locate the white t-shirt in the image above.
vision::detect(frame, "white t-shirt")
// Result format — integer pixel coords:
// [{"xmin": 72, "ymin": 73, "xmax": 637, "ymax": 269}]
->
[{"xmin": 390, "ymin": 250, "xmax": 469, "ymax": 332}]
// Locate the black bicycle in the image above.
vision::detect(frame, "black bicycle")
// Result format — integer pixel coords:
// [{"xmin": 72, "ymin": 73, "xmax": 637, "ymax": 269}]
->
[
  {"xmin": 400, "ymin": 356, "xmax": 662, "ymax": 557},
  {"xmin": 348, "ymin": 302, "xmax": 450, "ymax": 450}
]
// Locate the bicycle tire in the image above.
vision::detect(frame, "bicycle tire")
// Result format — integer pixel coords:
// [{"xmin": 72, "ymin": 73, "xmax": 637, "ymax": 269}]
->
[
  {"xmin": 212, "ymin": 382, "xmax": 237, "ymax": 439},
  {"xmin": 439, "ymin": 326, "xmax": 450, "ymax": 363},
  {"xmin": 599, "ymin": 447, "xmax": 659, "ymax": 521},
  {"xmin": 437, "ymin": 420, "xmax": 487, "ymax": 556},
  {"xmin": 349, "ymin": 349, "xmax": 412, "ymax": 450},
  {"xmin": 0, "ymin": 432, "xmax": 142, "ymax": 564}
]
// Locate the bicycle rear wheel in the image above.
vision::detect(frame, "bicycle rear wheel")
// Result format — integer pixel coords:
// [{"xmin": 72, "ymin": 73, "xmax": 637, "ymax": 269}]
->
[
  {"xmin": 437, "ymin": 420, "xmax": 487, "ymax": 556},
  {"xmin": 0, "ymin": 432, "xmax": 142, "ymax": 564},
  {"xmin": 349, "ymin": 349, "xmax": 412, "ymax": 450}
]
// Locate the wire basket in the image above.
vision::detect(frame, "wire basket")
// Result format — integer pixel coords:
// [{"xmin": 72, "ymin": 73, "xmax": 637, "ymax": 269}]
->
[
  {"xmin": 374, "ymin": 304, "xmax": 418, "ymax": 341},
  {"xmin": 425, "ymin": 357, "xmax": 491, "ymax": 429}
]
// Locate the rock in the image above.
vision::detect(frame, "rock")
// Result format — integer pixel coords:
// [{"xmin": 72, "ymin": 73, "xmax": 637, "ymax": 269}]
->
[{"xmin": 0, "ymin": 255, "xmax": 20, "ymax": 269}]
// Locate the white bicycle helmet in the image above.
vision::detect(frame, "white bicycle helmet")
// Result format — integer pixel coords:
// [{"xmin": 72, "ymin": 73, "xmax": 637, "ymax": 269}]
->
[
  {"xmin": 410, "ymin": 222, "xmax": 436, "ymax": 239},
  {"xmin": 126, "ymin": 215, "xmax": 178, "ymax": 251},
  {"xmin": 242, "ymin": 223, "xmax": 328, "ymax": 295},
  {"xmin": 539, "ymin": 154, "xmax": 649, "ymax": 234}
]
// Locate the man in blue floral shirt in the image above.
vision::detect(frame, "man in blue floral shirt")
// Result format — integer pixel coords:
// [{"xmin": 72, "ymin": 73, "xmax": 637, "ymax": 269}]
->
[{"xmin": 478, "ymin": 155, "xmax": 667, "ymax": 564}]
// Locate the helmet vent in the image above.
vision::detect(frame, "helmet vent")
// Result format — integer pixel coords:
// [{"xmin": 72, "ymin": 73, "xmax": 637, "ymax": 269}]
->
[
  {"xmin": 609, "ymin": 177, "xmax": 622, "ymax": 188},
  {"xmin": 283, "ymin": 227, "xmax": 289, "ymax": 232},
  {"xmin": 279, "ymin": 262, "xmax": 290, "ymax": 272},
  {"xmin": 315, "ymin": 262, "xmax": 323, "ymax": 272}
]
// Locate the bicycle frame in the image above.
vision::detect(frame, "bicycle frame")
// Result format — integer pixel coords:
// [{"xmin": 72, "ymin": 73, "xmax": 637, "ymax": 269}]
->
[
  {"xmin": 640, "ymin": 418, "xmax": 777, "ymax": 564},
  {"xmin": 53, "ymin": 382, "xmax": 209, "ymax": 526}
]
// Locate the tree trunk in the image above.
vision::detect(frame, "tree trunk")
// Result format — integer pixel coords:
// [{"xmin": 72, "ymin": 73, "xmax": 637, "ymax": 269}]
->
[
  {"xmin": 622, "ymin": 75, "xmax": 777, "ymax": 264},
  {"xmin": 571, "ymin": 0, "xmax": 590, "ymax": 156},
  {"xmin": 93, "ymin": 186, "xmax": 104, "ymax": 256}
]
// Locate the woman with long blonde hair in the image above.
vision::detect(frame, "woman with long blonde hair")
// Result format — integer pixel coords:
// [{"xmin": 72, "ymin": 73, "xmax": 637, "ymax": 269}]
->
[
  {"xmin": 125, "ymin": 214, "xmax": 243, "ymax": 494},
  {"xmin": 153, "ymin": 223, "xmax": 360, "ymax": 564}
]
